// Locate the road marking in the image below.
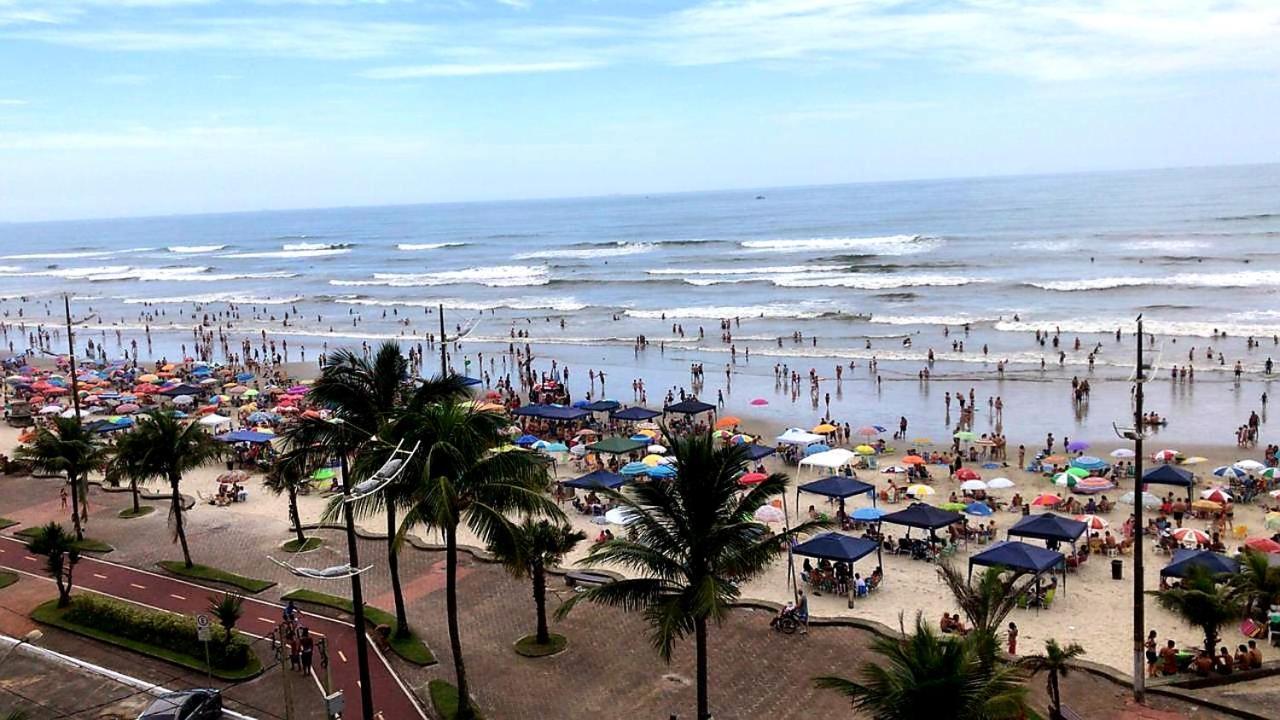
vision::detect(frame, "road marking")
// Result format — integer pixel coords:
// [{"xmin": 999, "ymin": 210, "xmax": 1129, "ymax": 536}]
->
[
  {"xmin": 93, "ymin": 573, "xmax": 108, "ymax": 579},
  {"xmin": 129, "ymin": 583, "xmax": 147, "ymax": 590},
  {"xmin": 169, "ymin": 593, "xmax": 186, "ymax": 601},
  {"xmin": 23, "ymin": 556, "xmax": 37, "ymax": 562},
  {"xmin": 258, "ymin": 617, "xmax": 276, "ymax": 624},
  {"xmin": 338, "ymin": 650, "xmax": 347, "ymax": 663}
]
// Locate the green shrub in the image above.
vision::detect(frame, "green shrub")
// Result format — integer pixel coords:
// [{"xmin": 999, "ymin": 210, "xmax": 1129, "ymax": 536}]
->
[{"xmin": 62, "ymin": 594, "xmax": 251, "ymax": 670}]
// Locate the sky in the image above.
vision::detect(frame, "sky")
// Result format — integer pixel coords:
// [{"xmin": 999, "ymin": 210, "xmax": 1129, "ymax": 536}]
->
[{"xmin": 1, "ymin": 0, "xmax": 1278, "ymax": 221}]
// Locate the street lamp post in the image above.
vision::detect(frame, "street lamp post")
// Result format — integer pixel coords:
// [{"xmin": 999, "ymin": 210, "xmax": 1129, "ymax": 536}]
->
[{"xmin": 1131, "ymin": 316, "xmax": 1147, "ymax": 702}]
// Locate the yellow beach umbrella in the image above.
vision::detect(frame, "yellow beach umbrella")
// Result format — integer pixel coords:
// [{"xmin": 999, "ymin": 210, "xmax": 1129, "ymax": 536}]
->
[
  {"xmin": 1265, "ymin": 512, "xmax": 1280, "ymax": 531},
  {"xmin": 812, "ymin": 423, "xmax": 838, "ymax": 434},
  {"xmin": 1181, "ymin": 456, "xmax": 1208, "ymax": 465},
  {"xmin": 854, "ymin": 444, "xmax": 876, "ymax": 455},
  {"xmin": 642, "ymin": 454, "xmax": 665, "ymax": 467},
  {"xmin": 637, "ymin": 428, "xmax": 658, "ymax": 438},
  {"xmin": 906, "ymin": 484, "xmax": 935, "ymax": 497}
]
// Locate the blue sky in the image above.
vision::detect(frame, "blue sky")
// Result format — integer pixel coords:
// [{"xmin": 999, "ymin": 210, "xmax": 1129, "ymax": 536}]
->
[{"xmin": 1, "ymin": 0, "xmax": 1278, "ymax": 221}]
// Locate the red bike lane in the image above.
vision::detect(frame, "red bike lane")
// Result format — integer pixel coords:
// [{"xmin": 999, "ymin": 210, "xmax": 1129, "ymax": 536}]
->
[{"xmin": 0, "ymin": 536, "xmax": 425, "ymax": 720}]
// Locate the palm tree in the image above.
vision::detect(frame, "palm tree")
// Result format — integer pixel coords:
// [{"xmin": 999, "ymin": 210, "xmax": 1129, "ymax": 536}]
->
[
  {"xmin": 1233, "ymin": 548, "xmax": 1280, "ymax": 620},
  {"xmin": 114, "ymin": 411, "xmax": 224, "ymax": 568},
  {"xmin": 1149, "ymin": 566, "xmax": 1244, "ymax": 656},
  {"xmin": 1020, "ymin": 639, "xmax": 1086, "ymax": 720},
  {"xmin": 936, "ymin": 564, "xmax": 1036, "ymax": 665},
  {"xmin": 559, "ymin": 431, "xmax": 826, "ymax": 720},
  {"xmin": 396, "ymin": 402, "xmax": 556, "ymax": 720},
  {"xmin": 108, "ymin": 426, "xmax": 155, "ymax": 516},
  {"xmin": 308, "ymin": 342, "xmax": 469, "ymax": 639},
  {"xmin": 815, "ymin": 614, "xmax": 1028, "ymax": 720},
  {"xmin": 488, "ymin": 518, "xmax": 585, "ymax": 646},
  {"xmin": 208, "ymin": 592, "xmax": 244, "ymax": 649},
  {"xmin": 263, "ymin": 448, "xmax": 313, "ymax": 547},
  {"xmin": 14, "ymin": 416, "xmax": 106, "ymax": 540},
  {"xmin": 25, "ymin": 522, "xmax": 79, "ymax": 608}
]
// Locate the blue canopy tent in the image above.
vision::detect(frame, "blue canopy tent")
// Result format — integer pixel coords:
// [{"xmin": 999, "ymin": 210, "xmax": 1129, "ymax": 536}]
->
[
  {"xmin": 511, "ymin": 404, "xmax": 591, "ymax": 421},
  {"xmin": 459, "ymin": 376, "xmax": 483, "ymax": 387},
  {"xmin": 581, "ymin": 399, "xmax": 620, "ymax": 412},
  {"xmin": 742, "ymin": 444, "xmax": 777, "ymax": 462},
  {"xmin": 158, "ymin": 383, "xmax": 204, "ymax": 397},
  {"xmin": 790, "ymin": 532, "xmax": 883, "ymax": 597},
  {"xmin": 968, "ymin": 540, "xmax": 1066, "ymax": 591},
  {"xmin": 880, "ymin": 503, "xmax": 964, "ymax": 536},
  {"xmin": 795, "ymin": 476, "xmax": 876, "ymax": 519},
  {"xmin": 563, "ymin": 469, "xmax": 627, "ymax": 490},
  {"xmin": 1143, "ymin": 464, "xmax": 1195, "ymax": 499},
  {"xmin": 663, "ymin": 398, "xmax": 716, "ymax": 416},
  {"xmin": 216, "ymin": 429, "xmax": 276, "ymax": 444},
  {"xmin": 611, "ymin": 406, "xmax": 662, "ymax": 422},
  {"xmin": 1160, "ymin": 549, "xmax": 1239, "ymax": 579},
  {"xmin": 1007, "ymin": 512, "xmax": 1087, "ymax": 552}
]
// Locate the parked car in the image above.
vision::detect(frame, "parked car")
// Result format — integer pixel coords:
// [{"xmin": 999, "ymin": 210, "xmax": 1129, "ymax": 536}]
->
[{"xmin": 137, "ymin": 689, "xmax": 222, "ymax": 720}]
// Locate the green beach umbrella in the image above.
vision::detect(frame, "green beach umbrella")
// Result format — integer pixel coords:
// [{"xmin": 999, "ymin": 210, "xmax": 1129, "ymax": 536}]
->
[
  {"xmin": 1066, "ymin": 466, "xmax": 1089, "ymax": 478},
  {"xmin": 954, "ymin": 431, "xmax": 977, "ymax": 442},
  {"xmin": 1052, "ymin": 472, "xmax": 1077, "ymax": 488},
  {"xmin": 939, "ymin": 502, "xmax": 967, "ymax": 512},
  {"xmin": 311, "ymin": 467, "xmax": 336, "ymax": 481}
]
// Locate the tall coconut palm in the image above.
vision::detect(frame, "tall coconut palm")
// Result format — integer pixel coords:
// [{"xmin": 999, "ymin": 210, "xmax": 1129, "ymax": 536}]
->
[
  {"xmin": 308, "ymin": 342, "xmax": 469, "ymax": 639},
  {"xmin": 396, "ymin": 402, "xmax": 556, "ymax": 720},
  {"xmin": 558, "ymin": 431, "xmax": 826, "ymax": 720},
  {"xmin": 108, "ymin": 425, "xmax": 155, "ymax": 516},
  {"xmin": 487, "ymin": 517, "xmax": 585, "ymax": 646},
  {"xmin": 936, "ymin": 564, "xmax": 1036, "ymax": 666},
  {"xmin": 14, "ymin": 416, "xmax": 105, "ymax": 540},
  {"xmin": 1020, "ymin": 639, "xmax": 1086, "ymax": 720},
  {"xmin": 1149, "ymin": 566, "xmax": 1244, "ymax": 656},
  {"xmin": 1233, "ymin": 548, "xmax": 1280, "ymax": 620},
  {"xmin": 114, "ymin": 411, "xmax": 224, "ymax": 568},
  {"xmin": 263, "ymin": 447, "xmax": 313, "ymax": 547},
  {"xmin": 25, "ymin": 522, "xmax": 79, "ymax": 608}
]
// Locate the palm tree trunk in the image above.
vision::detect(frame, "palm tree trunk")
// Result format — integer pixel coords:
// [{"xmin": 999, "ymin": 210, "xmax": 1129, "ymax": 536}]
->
[
  {"xmin": 55, "ymin": 557, "xmax": 70, "ymax": 608},
  {"xmin": 170, "ymin": 474, "xmax": 193, "ymax": 568},
  {"xmin": 533, "ymin": 563, "xmax": 549, "ymax": 645},
  {"xmin": 695, "ymin": 615, "xmax": 710, "ymax": 720},
  {"xmin": 68, "ymin": 473, "xmax": 84, "ymax": 541},
  {"xmin": 446, "ymin": 527, "xmax": 474, "ymax": 720},
  {"xmin": 1049, "ymin": 672, "xmax": 1061, "ymax": 720},
  {"xmin": 130, "ymin": 476, "xmax": 141, "ymax": 514},
  {"xmin": 286, "ymin": 485, "xmax": 305, "ymax": 545},
  {"xmin": 387, "ymin": 503, "xmax": 410, "ymax": 639}
]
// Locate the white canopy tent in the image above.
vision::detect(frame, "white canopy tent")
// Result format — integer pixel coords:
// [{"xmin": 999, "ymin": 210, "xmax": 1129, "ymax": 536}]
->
[
  {"xmin": 799, "ymin": 448, "xmax": 858, "ymax": 472},
  {"xmin": 776, "ymin": 428, "xmax": 825, "ymax": 446}
]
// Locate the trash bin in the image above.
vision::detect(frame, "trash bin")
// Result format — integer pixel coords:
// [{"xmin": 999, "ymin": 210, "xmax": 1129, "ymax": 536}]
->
[
  {"xmin": 1111, "ymin": 558, "xmax": 1123, "ymax": 580},
  {"xmin": 1022, "ymin": 504, "xmax": 1030, "ymax": 517}
]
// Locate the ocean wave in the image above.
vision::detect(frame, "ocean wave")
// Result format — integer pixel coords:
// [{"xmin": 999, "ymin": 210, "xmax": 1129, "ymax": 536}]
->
[
  {"xmin": 223, "ymin": 247, "xmax": 351, "ymax": 259},
  {"xmin": 993, "ymin": 317, "xmax": 1280, "ymax": 339},
  {"xmin": 647, "ymin": 264, "xmax": 846, "ymax": 276},
  {"xmin": 1215, "ymin": 213, "xmax": 1277, "ymax": 221},
  {"xmin": 773, "ymin": 273, "xmax": 979, "ymax": 289},
  {"xmin": 516, "ymin": 242, "xmax": 655, "ymax": 260},
  {"xmin": 122, "ymin": 292, "xmax": 302, "ymax": 305},
  {"xmin": 397, "ymin": 242, "xmax": 466, "ymax": 251},
  {"xmin": 337, "ymin": 296, "xmax": 587, "ymax": 312},
  {"xmin": 331, "ymin": 265, "xmax": 549, "ymax": 288},
  {"xmin": 869, "ymin": 314, "xmax": 1003, "ymax": 327},
  {"xmin": 1119, "ymin": 239, "xmax": 1210, "ymax": 252},
  {"xmin": 740, "ymin": 235, "xmax": 938, "ymax": 255},
  {"xmin": 167, "ymin": 245, "xmax": 226, "ymax": 254},
  {"xmin": 625, "ymin": 304, "xmax": 837, "ymax": 320},
  {"xmin": 1011, "ymin": 240, "xmax": 1081, "ymax": 252},
  {"xmin": 0, "ymin": 247, "xmax": 153, "ymax": 260},
  {"xmin": 1027, "ymin": 271, "xmax": 1280, "ymax": 292},
  {"xmin": 0, "ymin": 265, "xmax": 296, "ymax": 282}
]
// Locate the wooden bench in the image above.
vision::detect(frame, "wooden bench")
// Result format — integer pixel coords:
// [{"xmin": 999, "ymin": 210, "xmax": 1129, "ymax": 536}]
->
[{"xmin": 564, "ymin": 570, "xmax": 614, "ymax": 589}]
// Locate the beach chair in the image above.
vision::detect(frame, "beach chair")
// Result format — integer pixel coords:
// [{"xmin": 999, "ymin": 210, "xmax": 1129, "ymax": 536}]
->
[{"xmin": 1042, "ymin": 588, "xmax": 1056, "ymax": 609}]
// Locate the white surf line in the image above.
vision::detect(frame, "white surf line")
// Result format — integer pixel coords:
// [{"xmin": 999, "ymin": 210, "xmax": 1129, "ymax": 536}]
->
[{"xmin": 0, "ymin": 632, "xmax": 260, "ymax": 720}]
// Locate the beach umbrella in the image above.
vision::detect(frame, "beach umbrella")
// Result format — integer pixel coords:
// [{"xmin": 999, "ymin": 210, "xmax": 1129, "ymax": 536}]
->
[
  {"xmin": 1071, "ymin": 456, "xmax": 1107, "ymax": 471},
  {"xmin": 1201, "ymin": 487, "xmax": 1233, "ymax": 504},
  {"xmin": 39, "ymin": 404, "xmax": 62, "ymax": 414},
  {"xmin": 855, "ymin": 426, "xmax": 880, "ymax": 438},
  {"xmin": 1172, "ymin": 528, "xmax": 1211, "ymax": 546},
  {"xmin": 964, "ymin": 502, "xmax": 993, "ymax": 516},
  {"xmin": 754, "ymin": 505, "xmax": 785, "ymax": 524},
  {"xmin": 812, "ymin": 423, "xmax": 838, "ymax": 434},
  {"xmin": 243, "ymin": 388, "xmax": 260, "ymax": 398},
  {"xmin": 1151, "ymin": 449, "xmax": 1179, "ymax": 463},
  {"xmin": 715, "ymin": 416, "xmax": 741, "ymax": 429},
  {"xmin": 851, "ymin": 507, "xmax": 886, "ymax": 521},
  {"xmin": 641, "ymin": 454, "xmax": 667, "ymax": 467},
  {"xmin": 1213, "ymin": 466, "xmax": 1247, "ymax": 479},
  {"xmin": 1235, "ymin": 459, "xmax": 1266, "ymax": 472},
  {"xmin": 1074, "ymin": 477, "xmax": 1115, "ymax": 493},
  {"xmin": 738, "ymin": 472, "xmax": 767, "ymax": 486},
  {"xmin": 198, "ymin": 413, "xmax": 231, "ymax": 426},
  {"xmin": 311, "ymin": 467, "xmax": 336, "ymax": 481},
  {"xmin": 1191, "ymin": 499, "xmax": 1223, "ymax": 513},
  {"xmin": 1030, "ymin": 494, "xmax": 1062, "ymax": 507},
  {"xmin": 287, "ymin": 385, "xmax": 308, "ymax": 395},
  {"xmin": 901, "ymin": 455, "xmax": 926, "ymax": 465},
  {"xmin": 712, "ymin": 429, "xmax": 731, "ymax": 440},
  {"xmin": 235, "ymin": 372, "xmax": 254, "ymax": 382},
  {"xmin": 1066, "ymin": 440, "xmax": 1090, "ymax": 452},
  {"xmin": 544, "ymin": 442, "xmax": 569, "ymax": 453},
  {"xmin": 172, "ymin": 395, "xmax": 194, "ymax": 406},
  {"xmin": 1043, "ymin": 455, "xmax": 1068, "ymax": 466},
  {"xmin": 1182, "ymin": 456, "xmax": 1208, "ymax": 465},
  {"xmin": 568, "ymin": 444, "xmax": 589, "ymax": 457},
  {"xmin": 955, "ymin": 468, "xmax": 981, "ymax": 481},
  {"xmin": 1074, "ymin": 514, "xmax": 1109, "ymax": 530},
  {"xmin": 648, "ymin": 444, "xmax": 668, "ymax": 454},
  {"xmin": 1246, "ymin": 538, "xmax": 1280, "ymax": 554},
  {"xmin": 648, "ymin": 464, "xmax": 676, "ymax": 479},
  {"xmin": 804, "ymin": 443, "xmax": 830, "ymax": 455},
  {"xmin": 137, "ymin": 373, "xmax": 159, "ymax": 383},
  {"xmin": 881, "ymin": 465, "xmax": 907, "ymax": 474},
  {"xmin": 1260, "ymin": 468, "xmax": 1280, "ymax": 480},
  {"xmin": 981, "ymin": 462, "xmax": 1001, "ymax": 470},
  {"xmin": 959, "ymin": 479, "xmax": 988, "ymax": 491},
  {"xmin": 116, "ymin": 403, "xmax": 140, "ymax": 415},
  {"xmin": 1052, "ymin": 473, "xmax": 1077, "ymax": 488},
  {"xmin": 940, "ymin": 502, "xmax": 967, "ymax": 512},
  {"xmin": 620, "ymin": 462, "xmax": 649, "ymax": 476},
  {"xmin": 637, "ymin": 428, "xmax": 659, "ymax": 438},
  {"xmin": 749, "ymin": 397, "xmax": 769, "ymax": 406},
  {"xmin": 854, "ymin": 444, "xmax": 876, "ymax": 455},
  {"xmin": 905, "ymin": 484, "xmax": 935, "ymax": 497},
  {"xmin": 987, "ymin": 477, "xmax": 1015, "ymax": 489},
  {"xmin": 954, "ymin": 431, "xmax": 977, "ymax": 442},
  {"xmin": 515, "ymin": 434, "xmax": 539, "ymax": 445},
  {"xmin": 730, "ymin": 434, "xmax": 753, "ymax": 445},
  {"xmin": 911, "ymin": 437, "xmax": 932, "ymax": 445},
  {"xmin": 630, "ymin": 434, "xmax": 652, "ymax": 443},
  {"xmin": 1266, "ymin": 513, "xmax": 1280, "ymax": 531},
  {"xmin": 604, "ymin": 508, "xmax": 637, "ymax": 526},
  {"xmin": 1065, "ymin": 466, "xmax": 1089, "ymax": 478},
  {"xmin": 636, "ymin": 422, "xmax": 660, "ymax": 430}
]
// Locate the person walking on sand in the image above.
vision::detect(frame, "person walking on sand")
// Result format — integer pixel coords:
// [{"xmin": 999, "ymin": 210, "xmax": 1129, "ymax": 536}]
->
[{"xmin": 1007, "ymin": 622, "xmax": 1018, "ymax": 655}]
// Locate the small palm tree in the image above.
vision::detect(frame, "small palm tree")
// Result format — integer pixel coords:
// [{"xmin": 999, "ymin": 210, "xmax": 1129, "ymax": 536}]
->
[
  {"xmin": 937, "ymin": 564, "xmax": 1036, "ymax": 666},
  {"xmin": 1233, "ymin": 548, "xmax": 1280, "ymax": 621},
  {"xmin": 397, "ymin": 402, "xmax": 557, "ymax": 720},
  {"xmin": 559, "ymin": 431, "xmax": 826, "ymax": 720},
  {"xmin": 15, "ymin": 416, "xmax": 106, "ymax": 540},
  {"xmin": 108, "ymin": 426, "xmax": 154, "ymax": 515},
  {"xmin": 488, "ymin": 518, "xmax": 585, "ymax": 646},
  {"xmin": 1149, "ymin": 566, "xmax": 1244, "ymax": 656},
  {"xmin": 815, "ymin": 614, "xmax": 1028, "ymax": 720},
  {"xmin": 263, "ymin": 448, "xmax": 313, "ymax": 547},
  {"xmin": 208, "ymin": 592, "xmax": 244, "ymax": 648},
  {"xmin": 2, "ymin": 710, "xmax": 31, "ymax": 720},
  {"xmin": 114, "ymin": 411, "xmax": 225, "ymax": 568},
  {"xmin": 25, "ymin": 522, "xmax": 79, "ymax": 608},
  {"xmin": 1020, "ymin": 639, "xmax": 1086, "ymax": 720}
]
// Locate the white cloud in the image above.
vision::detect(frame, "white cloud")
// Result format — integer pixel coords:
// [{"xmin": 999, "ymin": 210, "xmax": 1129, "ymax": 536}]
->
[
  {"xmin": 0, "ymin": 98, "xmax": 28, "ymax": 105},
  {"xmin": 362, "ymin": 59, "xmax": 599, "ymax": 78}
]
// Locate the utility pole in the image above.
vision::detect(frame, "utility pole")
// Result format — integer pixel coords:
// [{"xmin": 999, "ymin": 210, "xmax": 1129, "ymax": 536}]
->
[
  {"xmin": 1132, "ymin": 314, "xmax": 1146, "ymax": 703},
  {"xmin": 339, "ymin": 450, "xmax": 376, "ymax": 719},
  {"xmin": 63, "ymin": 295, "xmax": 82, "ymax": 420}
]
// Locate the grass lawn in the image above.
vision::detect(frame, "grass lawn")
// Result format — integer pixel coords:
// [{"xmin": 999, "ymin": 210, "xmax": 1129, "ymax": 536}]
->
[
  {"xmin": 281, "ymin": 588, "xmax": 435, "ymax": 665},
  {"xmin": 0, "ymin": 518, "xmax": 17, "ymax": 530},
  {"xmin": 31, "ymin": 599, "xmax": 262, "ymax": 681},
  {"xmin": 280, "ymin": 537, "xmax": 323, "ymax": 553},
  {"xmin": 13, "ymin": 526, "xmax": 113, "ymax": 553},
  {"xmin": 428, "ymin": 680, "xmax": 484, "ymax": 720},
  {"xmin": 0, "ymin": 570, "xmax": 17, "ymax": 590},
  {"xmin": 156, "ymin": 561, "xmax": 276, "ymax": 593},
  {"xmin": 117, "ymin": 506, "xmax": 156, "ymax": 519},
  {"xmin": 514, "ymin": 633, "xmax": 567, "ymax": 658}
]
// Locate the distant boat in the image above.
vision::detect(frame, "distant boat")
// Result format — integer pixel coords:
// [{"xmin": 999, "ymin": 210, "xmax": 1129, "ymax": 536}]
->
[{"xmin": 755, "ymin": 195, "xmax": 766, "ymax": 200}]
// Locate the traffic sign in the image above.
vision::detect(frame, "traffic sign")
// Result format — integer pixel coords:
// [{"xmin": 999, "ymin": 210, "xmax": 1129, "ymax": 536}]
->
[
  {"xmin": 196, "ymin": 614, "xmax": 212, "ymax": 642},
  {"xmin": 196, "ymin": 614, "xmax": 210, "ymax": 628}
]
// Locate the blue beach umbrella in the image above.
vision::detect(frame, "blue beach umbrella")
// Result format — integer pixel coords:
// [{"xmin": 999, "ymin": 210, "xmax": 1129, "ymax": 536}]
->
[
  {"xmin": 621, "ymin": 461, "xmax": 650, "ymax": 476},
  {"xmin": 545, "ymin": 442, "xmax": 569, "ymax": 453},
  {"xmin": 851, "ymin": 507, "xmax": 886, "ymax": 521},
  {"xmin": 1213, "ymin": 465, "xmax": 1247, "ymax": 479},
  {"xmin": 647, "ymin": 464, "xmax": 677, "ymax": 479},
  {"xmin": 804, "ymin": 443, "xmax": 831, "ymax": 455},
  {"xmin": 235, "ymin": 372, "xmax": 254, "ymax": 382},
  {"xmin": 630, "ymin": 434, "xmax": 651, "ymax": 442},
  {"xmin": 1071, "ymin": 456, "xmax": 1108, "ymax": 471},
  {"xmin": 964, "ymin": 501, "xmax": 994, "ymax": 517},
  {"xmin": 515, "ymin": 434, "xmax": 540, "ymax": 446}
]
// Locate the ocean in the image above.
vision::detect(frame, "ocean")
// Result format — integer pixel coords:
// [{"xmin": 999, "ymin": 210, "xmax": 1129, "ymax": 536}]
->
[{"xmin": 3, "ymin": 163, "xmax": 1280, "ymax": 446}]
